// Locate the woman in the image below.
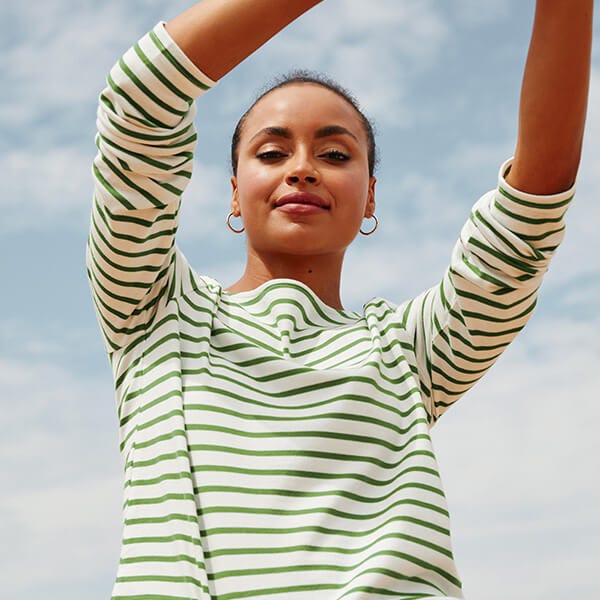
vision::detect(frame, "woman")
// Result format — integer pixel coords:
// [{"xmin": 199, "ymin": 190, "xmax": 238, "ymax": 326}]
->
[{"xmin": 88, "ymin": 1, "xmax": 592, "ymax": 598}]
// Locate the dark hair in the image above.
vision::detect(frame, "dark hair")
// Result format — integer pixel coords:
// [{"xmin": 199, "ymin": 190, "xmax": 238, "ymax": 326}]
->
[{"xmin": 230, "ymin": 70, "xmax": 378, "ymax": 177}]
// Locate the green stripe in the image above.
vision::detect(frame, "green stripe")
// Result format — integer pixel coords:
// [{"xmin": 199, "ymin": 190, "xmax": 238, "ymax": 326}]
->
[
  {"xmin": 456, "ymin": 254, "xmax": 513, "ymax": 289},
  {"xmin": 93, "ymin": 163, "xmax": 135, "ymax": 210},
  {"xmin": 185, "ymin": 423, "xmax": 428, "ymax": 454},
  {"xmin": 473, "ymin": 209, "xmax": 544, "ymax": 262},
  {"xmin": 182, "ymin": 402, "xmax": 423, "ymax": 436},
  {"xmin": 107, "ymin": 72, "xmax": 170, "ymax": 129},
  {"xmin": 133, "ymin": 44, "xmax": 193, "ymax": 104},
  {"xmin": 181, "ymin": 350, "xmax": 414, "ymax": 389},
  {"xmin": 126, "ymin": 492, "xmax": 196, "ymax": 507},
  {"xmin": 99, "ymin": 131, "xmax": 193, "ymax": 174},
  {"xmin": 210, "ymin": 563, "xmax": 441, "ymax": 593},
  {"xmin": 90, "ymin": 235, "xmax": 163, "ymax": 275},
  {"xmin": 149, "ymin": 29, "xmax": 211, "ymax": 91},
  {"xmin": 189, "ymin": 464, "xmax": 440, "ymax": 489},
  {"xmin": 103, "ymin": 108, "xmax": 195, "ymax": 141},
  {"xmin": 468, "ymin": 237, "xmax": 539, "ymax": 275},
  {"xmin": 194, "ymin": 480, "xmax": 445, "ymax": 503},
  {"xmin": 198, "ymin": 496, "xmax": 449, "ymax": 519},
  {"xmin": 148, "ymin": 433, "xmax": 431, "ymax": 471},
  {"xmin": 123, "ymin": 533, "xmax": 201, "ymax": 546},
  {"xmin": 116, "ymin": 574, "xmax": 207, "ymax": 592},
  {"xmin": 113, "ymin": 595, "xmax": 199, "ymax": 600},
  {"xmin": 493, "ymin": 198, "xmax": 566, "ymax": 225},
  {"xmin": 122, "ymin": 55, "xmax": 187, "ymax": 117},
  {"xmin": 203, "ymin": 532, "xmax": 451, "ymax": 560},
  {"xmin": 181, "ymin": 385, "xmax": 422, "ymax": 419},
  {"xmin": 499, "ymin": 184, "xmax": 573, "ymax": 209},
  {"xmin": 97, "ymin": 152, "xmax": 169, "ymax": 208},
  {"xmin": 202, "ymin": 519, "xmax": 448, "ymax": 539}
]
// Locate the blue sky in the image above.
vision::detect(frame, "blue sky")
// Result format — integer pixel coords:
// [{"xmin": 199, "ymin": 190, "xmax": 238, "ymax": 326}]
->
[{"xmin": 1, "ymin": 1, "xmax": 599, "ymax": 598}]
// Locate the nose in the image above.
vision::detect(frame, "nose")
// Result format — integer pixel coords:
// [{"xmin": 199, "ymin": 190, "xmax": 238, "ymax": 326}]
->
[{"xmin": 285, "ymin": 152, "xmax": 320, "ymax": 186}]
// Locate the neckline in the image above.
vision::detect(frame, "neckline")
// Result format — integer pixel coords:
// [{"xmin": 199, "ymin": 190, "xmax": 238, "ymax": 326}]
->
[{"xmin": 222, "ymin": 278, "xmax": 361, "ymax": 320}]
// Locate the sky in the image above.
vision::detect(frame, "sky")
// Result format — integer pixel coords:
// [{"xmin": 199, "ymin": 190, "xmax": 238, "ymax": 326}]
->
[{"xmin": 1, "ymin": 1, "xmax": 599, "ymax": 598}]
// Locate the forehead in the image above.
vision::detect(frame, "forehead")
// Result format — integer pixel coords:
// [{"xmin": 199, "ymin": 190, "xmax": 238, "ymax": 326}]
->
[{"xmin": 242, "ymin": 83, "xmax": 365, "ymax": 139}]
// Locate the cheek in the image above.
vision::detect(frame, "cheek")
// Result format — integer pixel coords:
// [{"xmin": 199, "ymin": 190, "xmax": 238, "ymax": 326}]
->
[
  {"xmin": 235, "ymin": 167, "xmax": 273, "ymax": 211},
  {"xmin": 336, "ymin": 171, "xmax": 371, "ymax": 210}
]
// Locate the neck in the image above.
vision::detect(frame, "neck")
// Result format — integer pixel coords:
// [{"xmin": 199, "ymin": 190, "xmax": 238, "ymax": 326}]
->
[{"xmin": 226, "ymin": 249, "xmax": 345, "ymax": 310}]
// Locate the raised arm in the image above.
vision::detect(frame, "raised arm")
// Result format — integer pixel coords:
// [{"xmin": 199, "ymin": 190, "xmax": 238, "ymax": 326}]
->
[
  {"xmin": 406, "ymin": 1, "xmax": 593, "ymax": 421},
  {"xmin": 89, "ymin": 1, "xmax": 322, "ymax": 351},
  {"xmin": 166, "ymin": 0, "xmax": 323, "ymax": 80},
  {"xmin": 507, "ymin": 0, "xmax": 593, "ymax": 195}
]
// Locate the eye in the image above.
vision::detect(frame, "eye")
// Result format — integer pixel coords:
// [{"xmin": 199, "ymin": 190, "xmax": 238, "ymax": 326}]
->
[
  {"xmin": 320, "ymin": 149, "xmax": 350, "ymax": 162},
  {"xmin": 256, "ymin": 150, "xmax": 287, "ymax": 161}
]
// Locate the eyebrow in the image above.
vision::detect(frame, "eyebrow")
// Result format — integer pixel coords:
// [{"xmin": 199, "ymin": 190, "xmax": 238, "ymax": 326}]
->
[
  {"xmin": 249, "ymin": 125, "xmax": 359, "ymax": 143},
  {"xmin": 315, "ymin": 125, "xmax": 359, "ymax": 142}
]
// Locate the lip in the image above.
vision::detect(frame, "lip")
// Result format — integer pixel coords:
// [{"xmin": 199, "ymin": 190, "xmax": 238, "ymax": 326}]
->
[{"xmin": 274, "ymin": 192, "xmax": 330, "ymax": 210}]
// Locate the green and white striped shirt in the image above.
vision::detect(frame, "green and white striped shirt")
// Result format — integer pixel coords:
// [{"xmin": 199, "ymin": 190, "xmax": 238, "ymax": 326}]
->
[{"xmin": 88, "ymin": 22, "xmax": 574, "ymax": 600}]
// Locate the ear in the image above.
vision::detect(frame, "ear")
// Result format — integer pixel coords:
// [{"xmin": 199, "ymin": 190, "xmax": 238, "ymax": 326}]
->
[
  {"xmin": 230, "ymin": 176, "xmax": 241, "ymax": 216},
  {"xmin": 364, "ymin": 176, "xmax": 376, "ymax": 218}
]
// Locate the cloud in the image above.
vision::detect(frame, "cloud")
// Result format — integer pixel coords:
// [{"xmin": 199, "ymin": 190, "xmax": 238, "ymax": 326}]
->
[
  {"xmin": 449, "ymin": 0, "xmax": 513, "ymax": 27},
  {"xmin": 0, "ymin": 144, "xmax": 95, "ymax": 233},
  {"xmin": 284, "ymin": 0, "xmax": 449, "ymax": 125},
  {"xmin": 0, "ymin": 356, "xmax": 122, "ymax": 599},
  {"xmin": 1, "ymin": 0, "xmax": 191, "ymax": 119},
  {"xmin": 342, "ymin": 232, "xmax": 454, "ymax": 312},
  {"xmin": 207, "ymin": 0, "xmax": 450, "ymax": 130},
  {"xmin": 1, "ymin": 477, "xmax": 122, "ymax": 597},
  {"xmin": 177, "ymin": 160, "xmax": 234, "ymax": 236},
  {"xmin": 431, "ymin": 312, "xmax": 600, "ymax": 599}
]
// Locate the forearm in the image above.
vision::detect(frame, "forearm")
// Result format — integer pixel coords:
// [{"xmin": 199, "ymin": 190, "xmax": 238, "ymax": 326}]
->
[
  {"xmin": 507, "ymin": 0, "xmax": 593, "ymax": 195},
  {"xmin": 165, "ymin": 0, "xmax": 323, "ymax": 80}
]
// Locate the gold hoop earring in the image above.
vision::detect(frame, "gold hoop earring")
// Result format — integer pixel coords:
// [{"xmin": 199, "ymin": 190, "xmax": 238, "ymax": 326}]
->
[
  {"xmin": 360, "ymin": 214, "xmax": 378, "ymax": 236},
  {"xmin": 226, "ymin": 212, "xmax": 245, "ymax": 234}
]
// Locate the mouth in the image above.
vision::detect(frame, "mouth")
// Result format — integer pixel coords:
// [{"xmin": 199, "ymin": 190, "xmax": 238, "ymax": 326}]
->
[{"xmin": 274, "ymin": 192, "xmax": 330, "ymax": 210}]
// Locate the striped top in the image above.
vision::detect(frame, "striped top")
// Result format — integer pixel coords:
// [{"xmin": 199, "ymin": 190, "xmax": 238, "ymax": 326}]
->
[{"xmin": 88, "ymin": 22, "xmax": 574, "ymax": 600}]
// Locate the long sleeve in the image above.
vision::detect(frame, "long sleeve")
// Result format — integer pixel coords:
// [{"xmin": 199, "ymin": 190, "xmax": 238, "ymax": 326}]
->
[
  {"xmin": 87, "ymin": 23, "xmax": 216, "ymax": 352},
  {"xmin": 404, "ymin": 160, "xmax": 574, "ymax": 423}
]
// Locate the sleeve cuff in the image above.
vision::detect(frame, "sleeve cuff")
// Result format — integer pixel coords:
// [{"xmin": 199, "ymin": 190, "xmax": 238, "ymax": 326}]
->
[
  {"xmin": 491, "ymin": 158, "xmax": 574, "ymax": 247},
  {"xmin": 150, "ymin": 21, "xmax": 218, "ymax": 96},
  {"xmin": 498, "ymin": 158, "xmax": 575, "ymax": 203}
]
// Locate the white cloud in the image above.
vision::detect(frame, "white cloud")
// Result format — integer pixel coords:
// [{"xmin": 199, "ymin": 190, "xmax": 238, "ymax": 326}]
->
[
  {"xmin": 278, "ymin": 0, "xmax": 449, "ymax": 70},
  {"xmin": 431, "ymin": 313, "xmax": 600, "ymax": 599},
  {"xmin": 0, "ymin": 477, "xmax": 122, "ymax": 597},
  {"xmin": 450, "ymin": 0, "xmax": 513, "ymax": 27},
  {"xmin": 0, "ymin": 145, "xmax": 94, "ymax": 233},
  {"xmin": 177, "ymin": 160, "xmax": 234, "ymax": 237},
  {"xmin": 0, "ymin": 0, "xmax": 199, "ymax": 232},
  {"xmin": 0, "ymin": 356, "xmax": 122, "ymax": 599},
  {"xmin": 223, "ymin": 0, "xmax": 450, "ymax": 128},
  {"xmin": 342, "ymin": 233, "xmax": 453, "ymax": 312},
  {"xmin": 1, "ymin": 0, "xmax": 190, "ymax": 113}
]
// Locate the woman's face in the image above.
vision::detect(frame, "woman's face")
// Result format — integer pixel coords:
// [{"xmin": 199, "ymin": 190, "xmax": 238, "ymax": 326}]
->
[{"xmin": 231, "ymin": 83, "xmax": 376, "ymax": 260}]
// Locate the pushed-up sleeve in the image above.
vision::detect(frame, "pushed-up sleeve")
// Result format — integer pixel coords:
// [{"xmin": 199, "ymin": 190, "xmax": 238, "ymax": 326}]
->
[
  {"xmin": 411, "ymin": 160, "xmax": 574, "ymax": 423},
  {"xmin": 87, "ymin": 23, "xmax": 216, "ymax": 352}
]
